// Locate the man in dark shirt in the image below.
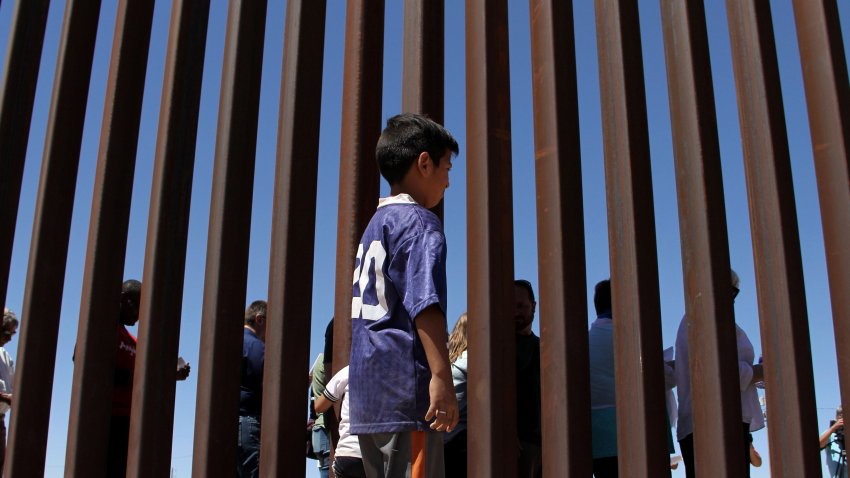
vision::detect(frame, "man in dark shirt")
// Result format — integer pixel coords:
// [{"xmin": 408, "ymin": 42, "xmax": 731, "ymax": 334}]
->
[
  {"xmin": 514, "ymin": 280, "xmax": 542, "ymax": 478},
  {"xmin": 239, "ymin": 300, "xmax": 267, "ymax": 478}
]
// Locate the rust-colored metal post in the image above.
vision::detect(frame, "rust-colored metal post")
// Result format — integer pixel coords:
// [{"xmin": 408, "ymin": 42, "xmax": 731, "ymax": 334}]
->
[
  {"xmin": 792, "ymin": 0, "xmax": 850, "ymax": 421},
  {"xmin": 725, "ymin": 1, "xmax": 820, "ymax": 476},
  {"xmin": 528, "ymin": 0, "xmax": 591, "ymax": 476},
  {"xmin": 402, "ymin": 0, "xmax": 444, "ymax": 123},
  {"xmin": 258, "ymin": 0, "xmax": 327, "ymax": 474},
  {"xmin": 331, "ymin": 0, "xmax": 384, "ymax": 374},
  {"xmin": 4, "ymin": 1, "xmax": 102, "ymax": 476},
  {"xmin": 465, "ymin": 0, "xmax": 516, "ymax": 476},
  {"xmin": 0, "ymin": 0, "xmax": 50, "ymax": 309},
  {"xmin": 593, "ymin": 1, "xmax": 669, "ymax": 476},
  {"xmin": 191, "ymin": 0, "xmax": 268, "ymax": 476},
  {"xmin": 64, "ymin": 1, "xmax": 156, "ymax": 476},
  {"xmin": 402, "ymin": 0, "xmax": 445, "ymax": 219},
  {"xmin": 659, "ymin": 1, "xmax": 745, "ymax": 476},
  {"xmin": 125, "ymin": 1, "xmax": 211, "ymax": 476}
]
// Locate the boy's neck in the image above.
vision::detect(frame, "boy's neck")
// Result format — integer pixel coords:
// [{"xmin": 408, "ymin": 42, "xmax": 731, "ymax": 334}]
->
[{"xmin": 389, "ymin": 183, "xmax": 425, "ymax": 206}]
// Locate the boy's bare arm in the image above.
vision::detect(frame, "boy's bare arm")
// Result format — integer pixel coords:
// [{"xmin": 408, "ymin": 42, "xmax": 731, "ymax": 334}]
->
[
  {"xmin": 315, "ymin": 394, "xmax": 332, "ymax": 413},
  {"xmin": 415, "ymin": 304, "xmax": 459, "ymax": 432}
]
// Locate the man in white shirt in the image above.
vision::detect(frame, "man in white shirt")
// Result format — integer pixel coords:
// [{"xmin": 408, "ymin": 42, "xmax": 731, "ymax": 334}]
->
[
  {"xmin": 0, "ymin": 308, "xmax": 19, "ymax": 474},
  {"xmin": 675, "ymin": 270, "xmax": 764, "ymax": 477}
]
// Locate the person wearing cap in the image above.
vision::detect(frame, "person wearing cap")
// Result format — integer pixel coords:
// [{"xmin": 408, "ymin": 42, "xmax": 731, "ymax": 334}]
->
[{"xmin": 674, "ymin": 269, "xmax": 765, "ymax": 477}]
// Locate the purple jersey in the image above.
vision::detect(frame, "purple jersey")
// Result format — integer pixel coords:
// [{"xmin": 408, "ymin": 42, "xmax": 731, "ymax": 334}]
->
[{"xmin": 349, "ymin": 194, "xmax": 448, "ymax": 434}]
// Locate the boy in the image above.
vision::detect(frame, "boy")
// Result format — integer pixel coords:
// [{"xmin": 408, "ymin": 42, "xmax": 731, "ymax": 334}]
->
[
  {"xmin": 349, "ymin": 113, "xmax": 459, "ymax": 478},
  {"xmin": 315, "ymin": 365, "xmax": 364, "ymax": 477}
]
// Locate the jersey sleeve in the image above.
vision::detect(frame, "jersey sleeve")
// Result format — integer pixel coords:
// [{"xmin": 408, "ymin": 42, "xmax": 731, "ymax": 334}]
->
[
  {"xmin": 390, "ymin": 230, "xmax": 447, "ymax": 321},
  {"xmin": 322, "ymin": 367, "xmax": 349, "ymax": 403}
]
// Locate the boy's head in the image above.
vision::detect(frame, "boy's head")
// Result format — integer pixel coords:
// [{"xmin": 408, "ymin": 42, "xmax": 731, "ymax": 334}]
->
[{"xmin": 376, "ymin": 114, "xmax": 459, "ymax": 207}]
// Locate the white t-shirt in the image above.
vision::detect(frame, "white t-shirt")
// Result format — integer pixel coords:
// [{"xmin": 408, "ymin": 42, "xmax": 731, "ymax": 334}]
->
[
  {"xmin": 675, "ymin": 316, "xmax": 764, "ymax": 441},
  {"xmin": 0, "ymin": 347, "xmax": 14, "ymax": 415},
  {"xmin": 323, "ymin": 366, "xmax": 360, "ymax": 458}
]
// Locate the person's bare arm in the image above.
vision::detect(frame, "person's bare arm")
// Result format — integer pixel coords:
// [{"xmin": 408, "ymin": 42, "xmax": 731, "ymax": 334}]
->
[
  {"xmin": 821, "ymin": 418, "xmax": 844, "ymax": 449},
  {"xmin": 415, "ymin": 304, "xmax": 459, "ymax": 432},
  {"xmin": 315, "ymin": 394, "xmax": 332, "ymax": 414}
]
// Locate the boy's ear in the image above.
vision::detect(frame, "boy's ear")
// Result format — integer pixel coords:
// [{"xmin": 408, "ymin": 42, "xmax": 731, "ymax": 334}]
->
[{"xmin": 416, "ymin": 151, "xmax": 432, "ymax": 176}]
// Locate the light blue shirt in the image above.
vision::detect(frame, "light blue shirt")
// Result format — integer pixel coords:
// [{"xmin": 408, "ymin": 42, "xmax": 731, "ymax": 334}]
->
[{"xmin": 825, "ymin": 440, "xmax": 847, "ymax": 477}]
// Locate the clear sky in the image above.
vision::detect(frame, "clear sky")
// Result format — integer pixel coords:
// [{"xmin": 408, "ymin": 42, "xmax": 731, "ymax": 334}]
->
[{"xmin": 1, "ymin": 0, "xmax": 848, "ymax": 476}]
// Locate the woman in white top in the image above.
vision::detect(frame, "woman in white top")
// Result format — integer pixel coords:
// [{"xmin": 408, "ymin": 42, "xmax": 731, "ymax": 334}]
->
[
  {"xmin": 675, "ymin": 270, "xmax": 765, "ymax": 478},
  {"xmin": 444, "ymin": 313, "xmax": 468, "ymax": 478}
]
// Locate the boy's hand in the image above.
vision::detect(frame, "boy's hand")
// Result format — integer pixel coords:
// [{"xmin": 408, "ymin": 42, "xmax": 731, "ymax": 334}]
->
[
  {"xmin": 425, "ymin": 375, "xmax": 459, "ymax": 432},
  {"xmin": 415, "ymin": 304, "xmax": 459, "ymax": 432}
]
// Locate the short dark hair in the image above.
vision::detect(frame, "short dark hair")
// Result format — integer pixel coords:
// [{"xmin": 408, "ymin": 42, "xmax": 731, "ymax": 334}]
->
[
  {"xmin": 122, "ymin": 279, "xmax": 141, "ymax": 300},
  {"xmin": 375, "ymin": 113, "xmax": 459, "ymax": 185},
  {"xmin": 514, "ymin": 279, "xmax": 536, "ymax": 303},
  {"xmin": 594, "ymin": 279, "xmax": 612, "ymax": 316},
  {"xmin": 245, "ymin": 300, "xmax": 267, "ymax": 326}
]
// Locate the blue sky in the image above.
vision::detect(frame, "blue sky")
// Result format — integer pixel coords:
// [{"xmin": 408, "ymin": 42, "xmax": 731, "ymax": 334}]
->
[{"xmin": 1, "ymin": 0, "xmax": 848, "ymax": 476}]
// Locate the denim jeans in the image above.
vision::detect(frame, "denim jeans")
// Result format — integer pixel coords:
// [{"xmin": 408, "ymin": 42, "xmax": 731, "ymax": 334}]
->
[
  {"xmin": 238, "ymin": 415, "xmax": 261, "ymax": 478},
  {"xmin": 312, "ymin": 426, "xmax": 331, "ymax": 478}
]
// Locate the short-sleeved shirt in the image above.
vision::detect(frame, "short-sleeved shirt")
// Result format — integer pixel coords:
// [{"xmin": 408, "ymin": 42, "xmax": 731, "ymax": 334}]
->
[
  {"xmin": 349, "ymin": 194, "xmax": 448, "ymax": 434},
  {"xmin": 113, "ymin": 326, "xmax": 137, "ymax": 416},
  {"xmin": 312, "ymin": 355, "xmax": 329, "ymax": 428},
  {"xmin": 323, "ymin": 366, "xmax": 360, "ymax": 458},
  {"xmin": 240, "ymin": 328, "xmax": 265, "ymax": 417}
]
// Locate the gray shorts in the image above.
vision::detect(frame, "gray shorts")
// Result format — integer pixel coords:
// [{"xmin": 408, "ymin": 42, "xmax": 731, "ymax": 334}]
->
[{"xmin": 358, "ymin": 431, "xmax": 445, "ymax": 478}]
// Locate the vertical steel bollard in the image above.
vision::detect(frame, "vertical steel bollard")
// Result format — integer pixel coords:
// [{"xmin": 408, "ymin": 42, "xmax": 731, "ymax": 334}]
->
[
  {"xmin": 259, "ymin": 0, "xmax": 327, "ymax": 475},
  {"xmin": 5, "ymin": 1, "xmax": 103, "ymax": 476},
  {"xmin": 528, "ymin": 0, "xmax": 592, "ymax": 476},
  {"xmin": 125, "ymin": 1, "xmax": 211, "ymax": 476},
  {"xmin": 593, "ymin": 0, "xmax": 669, "ymax": 476},
  {"xmin": 465, "ymin": 0, "xmax": 517, "ymax": 476},
  {"xmin": 65, "ymin": 1, "xmax": 156, "ymax": 476},
  {"xmin": 726, "ymin": 1, "xmax": 820, "ymax": 476}
]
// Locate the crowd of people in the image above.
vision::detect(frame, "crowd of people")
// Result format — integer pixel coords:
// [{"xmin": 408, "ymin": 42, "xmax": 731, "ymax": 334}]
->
[{"xmin": 0, "ymin": 113, "xmax": 843, "ymax": 477}]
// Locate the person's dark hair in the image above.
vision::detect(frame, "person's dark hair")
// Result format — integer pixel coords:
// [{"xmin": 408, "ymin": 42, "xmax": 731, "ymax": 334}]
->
[
  {"xmin": 245, "ymin": 300, "xmax": 267, "ymax": 326},
  {"xmin": 375, "ymin": 113, "xmax": 459, "ymax": 185},
  {"xmin": 122, "ymin": 279, "xmax": 141, "ymax": 298},
  {"xmin": 594, "ymin": 279, "xmax": 612, "ymax": 316},
  {"xmin": 514, "ymin": 279, "xmax": 536, "ymax": 303}
]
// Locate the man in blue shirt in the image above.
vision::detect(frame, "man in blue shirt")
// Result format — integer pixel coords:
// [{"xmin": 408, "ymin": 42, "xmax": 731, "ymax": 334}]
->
[
  {"xmin": 349, "ymin": 113, "xmax": 459, "ymax": 478},
  {"xmin": 238, "ymin": 300, "xmax": 267, "ymax": 478}
]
